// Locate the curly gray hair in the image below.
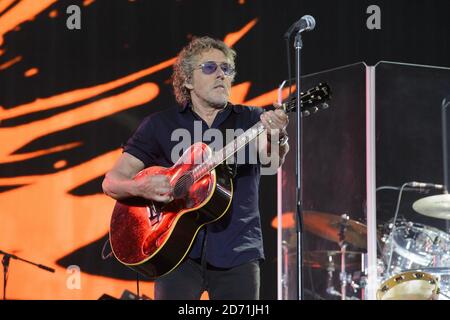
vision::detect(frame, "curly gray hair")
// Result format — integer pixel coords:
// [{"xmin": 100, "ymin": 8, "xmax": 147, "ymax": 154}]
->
[{"xmin": 172, "ymin": 36, "xmax": 236, "ymax": 106}]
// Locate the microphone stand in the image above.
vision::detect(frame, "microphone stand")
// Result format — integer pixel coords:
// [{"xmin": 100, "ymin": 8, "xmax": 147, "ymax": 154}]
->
[
  {"xmin": 294, "ymin": 30, "xmax": 304, "ymax": 301},
  {"xmin": 284, "ymin": 14, "xmax": 314, "ymax": 301},
  {"xmin": 2, "ymin": 254, "xmax": 10, "ymax": 301},
  {"xmin": 0, "ymin": 249, "xmax": 55, "ymax": 300}
]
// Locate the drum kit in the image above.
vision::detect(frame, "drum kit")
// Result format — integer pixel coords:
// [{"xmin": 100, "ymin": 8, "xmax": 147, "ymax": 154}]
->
[{"xmin": 301, "ymin": 192, "xmax": 450, "ymax": 300}]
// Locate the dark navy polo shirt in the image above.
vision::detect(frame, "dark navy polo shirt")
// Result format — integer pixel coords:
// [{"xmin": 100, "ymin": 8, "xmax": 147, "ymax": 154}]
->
[{"xmin": 123, "ymin": 102, "xmax": 265, "ymax": 268}]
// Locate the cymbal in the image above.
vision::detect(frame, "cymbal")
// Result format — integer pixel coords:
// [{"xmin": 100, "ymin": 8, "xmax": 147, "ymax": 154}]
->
[
  {"xmin": 304, "ymin": 250, "xmax": 363, "ymax": 270},
  {"xmin": 412, "ymin": 194, "xmax": 450, "ymax": 220},
  {"xmin": 303, "ymin": 211, "xmax": 367, "ymax": 249}
]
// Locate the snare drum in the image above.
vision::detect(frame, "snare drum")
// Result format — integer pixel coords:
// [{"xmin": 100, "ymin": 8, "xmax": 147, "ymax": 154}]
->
[{"xmin": 377, "ymin": 271, "xmax": 440, "ymax": 300}]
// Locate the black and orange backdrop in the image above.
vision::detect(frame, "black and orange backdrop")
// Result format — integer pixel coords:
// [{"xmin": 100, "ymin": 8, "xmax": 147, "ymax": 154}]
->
[{"xmin": 1, "ymin": 0, "xmax": 449, "ymax": 300}]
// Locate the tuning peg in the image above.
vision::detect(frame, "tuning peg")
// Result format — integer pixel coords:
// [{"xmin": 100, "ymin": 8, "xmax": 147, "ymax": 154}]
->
[{"xmin": 320, "ymin": 103, "xmax": 329, "ymax": 109}]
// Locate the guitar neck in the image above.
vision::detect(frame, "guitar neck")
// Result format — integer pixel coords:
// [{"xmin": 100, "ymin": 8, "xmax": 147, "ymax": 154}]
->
[
  {"xmin": 190, "ymin": 82, "xmax": 331, "ymax": 182},
  {"xmin": 192, "ymin": 121, "xmax": 266, "ymax": 181}
]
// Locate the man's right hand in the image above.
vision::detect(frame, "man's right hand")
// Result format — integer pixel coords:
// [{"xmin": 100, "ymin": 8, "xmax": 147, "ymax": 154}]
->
[
  {"xmin": 135, "ymin": 174, "xmax": 173, "ymax": 203},
  {"xmin": 103, "ymin": 153, "xmax": 175, "ymax": 202}
]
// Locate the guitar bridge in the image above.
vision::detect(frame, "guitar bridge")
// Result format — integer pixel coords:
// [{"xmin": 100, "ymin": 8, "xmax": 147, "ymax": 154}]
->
[{"xmin": 148, "ymin": 202, "xmax": 162, "ymax": 225}]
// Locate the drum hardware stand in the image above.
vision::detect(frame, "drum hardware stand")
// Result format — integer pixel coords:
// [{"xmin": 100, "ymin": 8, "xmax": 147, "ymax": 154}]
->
[
  {"xmin": 338, "ymin": 214, "xmax": 350, "ymax": 300},
  {"xmin": 0, "ymin": 249, "xmax": 55, "ymax": 300},
  {"xmin": 325, "ymin": 254, "xmax": 340, "ymax": 298},
  {"xmin": 349, "ymin": 279, "xmax": 360, "ymax": 293},
  {"xmin": 359, "ymin": 256, "xmax": 367, "ymax": 300},
  {"xmin": 281, "ymin": 240, "xmax": 289, "ymax": 300},
  {"xmin": 431, "ymin": 236, "xmax": 443, "ymax": 267}
]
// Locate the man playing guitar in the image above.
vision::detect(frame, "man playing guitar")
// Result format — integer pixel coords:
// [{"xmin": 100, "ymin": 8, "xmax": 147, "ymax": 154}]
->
[{"xmin": 102, "ymin": 36, "xmax": 289, "ymax": 300}]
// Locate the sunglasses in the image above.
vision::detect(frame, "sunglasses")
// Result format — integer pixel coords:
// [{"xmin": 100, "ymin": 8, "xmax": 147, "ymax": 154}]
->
[{"xmin": 197, "ymin": 61, "xmax": 235, "ymax": 76}]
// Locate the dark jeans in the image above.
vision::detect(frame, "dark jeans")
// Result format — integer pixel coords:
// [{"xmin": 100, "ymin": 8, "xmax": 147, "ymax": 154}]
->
[{"xmin": 154, "ymin": 259, "xmax": 260, "ymax": 300}]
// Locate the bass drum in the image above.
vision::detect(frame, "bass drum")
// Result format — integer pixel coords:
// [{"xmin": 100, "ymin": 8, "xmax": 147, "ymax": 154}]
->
[{"xmin": 382, "ymin": 221, "xmax": 450, "ymax": 275}]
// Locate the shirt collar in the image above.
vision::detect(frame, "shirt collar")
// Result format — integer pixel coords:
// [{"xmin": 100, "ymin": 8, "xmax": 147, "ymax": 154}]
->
[{"xmin": 178, "ymin": 101, "xmax": 242, "ymax": 113}]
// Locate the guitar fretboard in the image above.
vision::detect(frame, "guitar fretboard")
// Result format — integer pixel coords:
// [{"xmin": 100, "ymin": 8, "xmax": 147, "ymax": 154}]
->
[{"xmin": 191, "ymin": 121, "xmax": 266, "ymax": 181}]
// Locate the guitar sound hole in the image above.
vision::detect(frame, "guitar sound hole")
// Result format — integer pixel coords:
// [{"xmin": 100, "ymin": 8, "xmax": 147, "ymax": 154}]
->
[{"xmin": 173, "ymin": 173, "xmax": 194, "ymax": 199}]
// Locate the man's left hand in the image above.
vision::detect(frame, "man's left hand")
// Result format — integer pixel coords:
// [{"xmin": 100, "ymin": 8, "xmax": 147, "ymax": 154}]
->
[{"xmin": 260, "ymin": 103, "xmax": 289, "ymax": 138}]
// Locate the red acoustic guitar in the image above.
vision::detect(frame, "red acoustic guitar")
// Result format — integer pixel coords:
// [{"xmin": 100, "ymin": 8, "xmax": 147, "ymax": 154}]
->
[{"xmin": 109, "ymin": 83, "xmax": 331, "ymax": 279}]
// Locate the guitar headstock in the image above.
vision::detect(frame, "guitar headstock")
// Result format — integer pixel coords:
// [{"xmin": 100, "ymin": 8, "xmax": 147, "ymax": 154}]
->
[{"xmin": 283, "ymin": 82, "xmax": 332, "ymax": 117}]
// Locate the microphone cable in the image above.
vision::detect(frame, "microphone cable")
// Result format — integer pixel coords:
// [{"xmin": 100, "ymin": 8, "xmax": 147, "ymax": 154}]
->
[{"xmin": 384, "ymin": 182, "xmax": 413, "ymax": 274}]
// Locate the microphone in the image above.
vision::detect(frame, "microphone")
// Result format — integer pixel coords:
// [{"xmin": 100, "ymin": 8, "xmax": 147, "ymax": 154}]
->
[
  {"xmin": 284, "ymin": 15, "xmax": 316, "ymax": 38},
  {"xmin": 407, "ymin": 181, "xmax": 445, "ymax": 190}
]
